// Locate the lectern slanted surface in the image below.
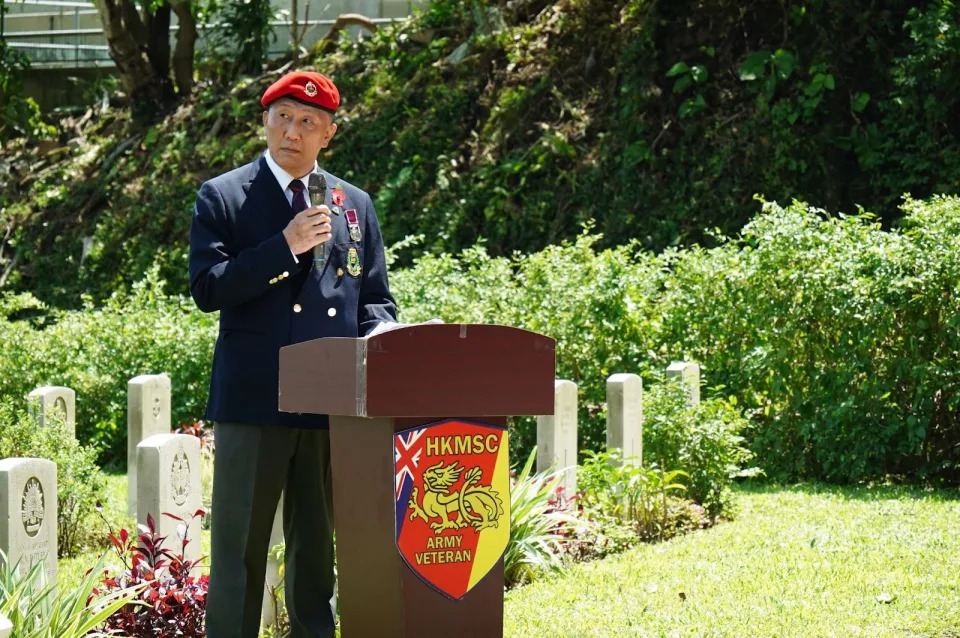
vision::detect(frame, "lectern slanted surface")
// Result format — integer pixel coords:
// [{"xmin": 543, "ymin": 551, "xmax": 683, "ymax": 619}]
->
[{"xmin": 278, "ymin": 323, "xmax": 555, "ymax": 417}]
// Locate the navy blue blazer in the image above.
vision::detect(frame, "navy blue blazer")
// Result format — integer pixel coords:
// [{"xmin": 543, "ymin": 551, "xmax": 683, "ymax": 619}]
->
[{"xmin": 189, "ymin": 155, "xmax": 397, "ymax": 428}]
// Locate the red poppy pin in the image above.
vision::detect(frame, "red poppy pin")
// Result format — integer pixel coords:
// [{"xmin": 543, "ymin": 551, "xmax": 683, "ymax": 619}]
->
[{"xmin": 332, "ymin": 188, "xmax": 346, "ymax": 207}]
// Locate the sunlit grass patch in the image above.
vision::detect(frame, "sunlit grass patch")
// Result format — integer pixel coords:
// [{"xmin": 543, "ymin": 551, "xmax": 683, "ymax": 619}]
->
[{"xmin": 505, "ymin": 484, "xmax": 960, "ymax": 638}]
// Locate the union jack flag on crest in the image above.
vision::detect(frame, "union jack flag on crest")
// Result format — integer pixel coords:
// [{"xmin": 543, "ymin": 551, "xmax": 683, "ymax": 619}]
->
[{"xmin": 394, "ymin": 427, "xmax": 427, "ymax": 530}]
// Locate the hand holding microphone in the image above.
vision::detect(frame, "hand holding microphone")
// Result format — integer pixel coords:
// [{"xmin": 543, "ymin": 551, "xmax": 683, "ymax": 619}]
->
[{"xmin": 282, "ymin": 173, "xmax": 339, "ymax": 261}]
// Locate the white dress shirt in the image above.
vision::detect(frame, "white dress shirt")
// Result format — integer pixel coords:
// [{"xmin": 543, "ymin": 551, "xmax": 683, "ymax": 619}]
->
[
  {"xmin": 264, "ymin": 150, "xmax": 320, "ymax": 261},
  {"xmin": 264, "ymin": 150, "xmax": 320, "ymax": 206}
]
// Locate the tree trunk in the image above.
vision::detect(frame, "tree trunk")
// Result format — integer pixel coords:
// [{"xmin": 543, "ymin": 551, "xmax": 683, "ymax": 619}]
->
[
  {"xmin": 144, "ymin": 3, "xmax": 171, "ymax": 80},
  {"xmin": 292, "ymin": 0, "xmax": 299, "ymax": 48},
  {"xmin": 170, "ymin": 0, "xmax": 197, "ymax": 96},
  {"xmin": 92, "ymin": 0, "xmax": 177, "ymax": 123},
  {"xmin": 144, "ymin": 3, "xmax": 175, "ymax": 107}
]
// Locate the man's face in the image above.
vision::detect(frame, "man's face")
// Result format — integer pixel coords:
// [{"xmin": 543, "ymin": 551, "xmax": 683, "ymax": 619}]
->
[{"xmin": 262, "ymin": 98, "xmax": 338, "ymax": 176}]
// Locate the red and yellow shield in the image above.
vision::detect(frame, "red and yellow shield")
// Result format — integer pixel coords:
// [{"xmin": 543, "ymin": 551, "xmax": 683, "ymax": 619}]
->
[{"xmin": 394, "ymin": 419, "xmax": 510, "ymax": 600}]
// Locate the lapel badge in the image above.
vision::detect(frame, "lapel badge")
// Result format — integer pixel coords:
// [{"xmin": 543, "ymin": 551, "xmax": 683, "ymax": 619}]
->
[
  {"xmin": 332, "ymin": 205, "xmax": 342, "ymax": 216},
  {"xmin": 332, "ymin": 188, "xmax": 346, "ymax": 207},
  {"xmin": 346, "ymin": 247, "xmax": 362, "ymax": 278},
  {"xmin": 345, "ymin": 208, "xmax": 362, "ymax": 242},
  {"xmin": 305, "ymin": 81, "xmax": 318, "ymax": 97}
]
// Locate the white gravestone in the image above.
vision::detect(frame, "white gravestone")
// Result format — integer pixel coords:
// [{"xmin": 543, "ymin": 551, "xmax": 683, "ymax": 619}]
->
[
  {"xmin": 0, "ymin": 458, "xmax": 57, "ymax": 585},
  {"xmin": 666, "ymin": 361, "xmax": 701, "ymax": 408},
  {"xmin": 27, "ymin": 386, "xmax": 76, "ymax": 437},
  {"xmin": 137, "ymin": 434, "xmax": 201, "ymax": 570},
  {"xmin": 536, "ymin": 379, "xmax": 578, "ymax": 496},
  {"xmin": 606, "ymin": 373, "xmax": 643, "ymax": 466},
  {"xmin": 0, "ymin": 612, "xmax": 11, "ymax": 638},
  {"xmin": 128, "ymin": 374, "xmax": 172, "ymax": 516}
]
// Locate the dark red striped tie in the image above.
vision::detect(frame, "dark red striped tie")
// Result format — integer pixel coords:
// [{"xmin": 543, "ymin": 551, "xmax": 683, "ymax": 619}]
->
[{"xmin": 289, "ymin": 178, "xmax": 307, "ymax": 215}]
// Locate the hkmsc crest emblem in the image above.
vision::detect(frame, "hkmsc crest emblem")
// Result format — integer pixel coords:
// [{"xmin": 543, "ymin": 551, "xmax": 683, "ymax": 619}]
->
[{"xmin": 394, "ymin": 419, "xmax": 510, "ymax": 600}]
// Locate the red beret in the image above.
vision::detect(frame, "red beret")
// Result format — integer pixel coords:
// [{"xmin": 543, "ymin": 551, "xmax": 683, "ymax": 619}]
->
[{"xmin": 261, "ymin": 71, "xmax": 339, "ymax": 113}]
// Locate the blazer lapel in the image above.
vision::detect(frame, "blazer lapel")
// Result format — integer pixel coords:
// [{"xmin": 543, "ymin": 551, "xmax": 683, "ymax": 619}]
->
[{"xmin": 243, "ymin": 156, "xmax": 291, "ymax": 237}]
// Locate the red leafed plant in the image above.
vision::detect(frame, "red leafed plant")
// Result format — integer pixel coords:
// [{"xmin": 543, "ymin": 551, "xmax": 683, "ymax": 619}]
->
[
  {"xmin": 177, "ymin": 419, "xmax": 215, "ymax": 455},
  {"xmin": 91, "ymin": 509, "xmax": 208, "ymax": 636}
]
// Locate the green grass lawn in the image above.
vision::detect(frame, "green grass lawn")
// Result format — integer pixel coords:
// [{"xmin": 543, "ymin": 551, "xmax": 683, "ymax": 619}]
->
[
  {"xmin": 505, "ymin": 484, "xmax": 960, "ymax": 637},
  {"xmin": 59, "ymin": 479, "xmax": 959, "ymax": 637}
]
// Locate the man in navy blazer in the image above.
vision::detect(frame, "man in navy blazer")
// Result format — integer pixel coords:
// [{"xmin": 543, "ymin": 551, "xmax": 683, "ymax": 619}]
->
[{"xmin": 190, "ymin": 71, "xmax": 396, "ymax": 636}]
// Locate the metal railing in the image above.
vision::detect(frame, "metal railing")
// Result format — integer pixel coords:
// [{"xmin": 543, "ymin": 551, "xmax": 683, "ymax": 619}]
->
[{"xmin": 4, "ymin": 17, "xmax": 405, "ymax": 68}]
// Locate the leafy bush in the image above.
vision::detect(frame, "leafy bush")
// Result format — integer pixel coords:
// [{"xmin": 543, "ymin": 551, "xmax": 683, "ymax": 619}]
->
[
  {"xmin": 578, "ymin": 450, "xmax": 697, "ymax": 540},
  {"xmin": 397, "ymin": 196, "xmax": 960, "ymax": 484},
  {"xmin": 657, "ymin": 197, "xmax": 960, "ymax": 483},
  {"xmin": 641, "ymin": 382, "xmax": 755, "ymax": 515},
  {"xmin": 0, "ymin": 269, "xmax": 216, "ymax": 463},
  {"xmin": 0, "ymin": 400, "xmax": 106, "ymax": 557},
  {"xmin": 95, "ymin": 511, "xmax": 208, "ymax": 635},
  {"xmin": 505, "ymin": 450, "xmax": 581, "ymax": 587},
  {"xmin": 6, "ymin": 191, "xmax": 960, "ymax": 487},
  {"xmin": 392, "ymin": 232, "xmax": 663, "ymax": 459},
  {"xmin": 0, "ymin": 40, "xmax": 53, "ymax": 142},
  {"xmin": 0, "ymin": 550, "xmax": 135, "ymax": 638},
  {"xmin": 204, "ymin": 0, "xmax": 277, "ymax": 77}
]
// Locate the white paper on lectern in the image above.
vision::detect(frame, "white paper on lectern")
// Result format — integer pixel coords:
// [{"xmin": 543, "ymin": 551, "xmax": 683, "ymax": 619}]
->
[{"xmin": 365, "ymin": 318, "xmax": 445, "ymax": 337}]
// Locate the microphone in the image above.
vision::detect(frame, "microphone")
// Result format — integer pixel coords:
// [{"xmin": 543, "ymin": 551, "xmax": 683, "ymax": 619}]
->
[{"xmin": 308, "ymin": 173, "xmax": 328, "ymax": 267}]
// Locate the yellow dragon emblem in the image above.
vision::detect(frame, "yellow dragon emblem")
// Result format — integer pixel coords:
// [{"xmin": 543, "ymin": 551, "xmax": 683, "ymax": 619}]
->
[{"xmin": 408, "ymin": 461, "xmax": 504, "ymax": 534}]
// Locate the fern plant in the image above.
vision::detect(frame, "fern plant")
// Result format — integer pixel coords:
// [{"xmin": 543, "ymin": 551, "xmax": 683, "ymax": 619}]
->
[{"xmin": 0, "ymin": 550, "xmax": 137, "ymax": 638}]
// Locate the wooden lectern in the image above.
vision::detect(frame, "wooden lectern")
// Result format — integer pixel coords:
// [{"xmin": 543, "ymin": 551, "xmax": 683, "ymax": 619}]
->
[{"xmin": 278, "ymin": 324, "xmax": 555, "ymax": 638}]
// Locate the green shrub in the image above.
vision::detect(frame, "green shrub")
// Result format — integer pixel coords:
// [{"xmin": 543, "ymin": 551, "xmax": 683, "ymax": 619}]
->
[
  {"xmin": 396, "ymin": 195, "xmax": 960, "ymax": 484},
  {"xmin": 657, "ymin": 197, "xmax": 960, "ymax": 483},
  {"xmin": 392, "ymin": 232, "xmax": 664, "ymax": 459},
  {"xmin": 0, "ymin": 268, "xmax": 216, "ymax": 463},
  {"xmin": 641, "ymin": 381, "xmax": 755, "ymax": 515},
  {"xmin": 578, "ymin": 450, "xmax": 695, "ymax": 539},
  {"xmin": 0, "ymin": 400, "xmax": 105, "ymax": 557},
  {"xmin": 6, "ymin": 192, "xmax": 960, "ymax": 487}
]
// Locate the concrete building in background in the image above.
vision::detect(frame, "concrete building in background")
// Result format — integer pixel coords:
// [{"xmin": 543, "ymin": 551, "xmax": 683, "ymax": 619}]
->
[{"xmin": 2, "ymin": 0, "xmax": 428, "ymax": 110}]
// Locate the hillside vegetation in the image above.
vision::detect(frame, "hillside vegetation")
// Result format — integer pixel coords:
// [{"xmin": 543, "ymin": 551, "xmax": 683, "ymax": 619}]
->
[
  {"xmin": 2, "ymin": 0, "xmax": 960, "ymax": 307},
  {"xmin": 3, "ymin": 197, "xmax": 959, "ymax": 483}
]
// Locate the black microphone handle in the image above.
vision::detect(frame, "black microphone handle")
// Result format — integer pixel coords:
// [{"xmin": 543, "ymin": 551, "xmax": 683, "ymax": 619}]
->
[{"xmin": 308, "ymin": 173, "xmax": 327, "ymax": 265}]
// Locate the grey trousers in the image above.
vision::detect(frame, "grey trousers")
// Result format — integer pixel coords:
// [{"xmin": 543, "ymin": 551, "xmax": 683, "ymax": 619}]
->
[{"xmin": 205, "ymin": 422, "xmax": 336, "ymax": 638}]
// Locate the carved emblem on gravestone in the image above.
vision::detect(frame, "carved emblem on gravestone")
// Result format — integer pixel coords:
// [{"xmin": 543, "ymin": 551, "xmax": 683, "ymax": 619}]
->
[
  {"xmin": 21, "ymin": 477, "xmax": 44, "ymax": 537},
  {"xmin": 170, "ymin": 447, "xmax": 191, "ymax": 507},
  {"xmin": 152, "ymin": 395, "xmax": 162, "ymax": 420},
  {"xmin": 53, "ymin": 396, "xmax": 67, "ymax": 420}
]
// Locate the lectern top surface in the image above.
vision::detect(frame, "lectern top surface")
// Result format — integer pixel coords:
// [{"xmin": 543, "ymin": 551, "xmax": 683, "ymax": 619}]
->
[{"xmin": 278, "ymin": 323, "xmax": 556, "ymax": 418}]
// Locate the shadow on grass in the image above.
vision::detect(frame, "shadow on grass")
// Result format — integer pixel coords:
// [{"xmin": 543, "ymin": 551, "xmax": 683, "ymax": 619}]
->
[{"xmin": 733, "ymin": 479, "xmax": 960, "ymax": 503}]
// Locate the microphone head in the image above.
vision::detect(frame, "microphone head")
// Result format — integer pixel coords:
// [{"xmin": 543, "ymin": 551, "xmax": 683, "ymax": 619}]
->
[{"xmin": 308, "ymin": 173, "xmax": 326, "ymax": 200}]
